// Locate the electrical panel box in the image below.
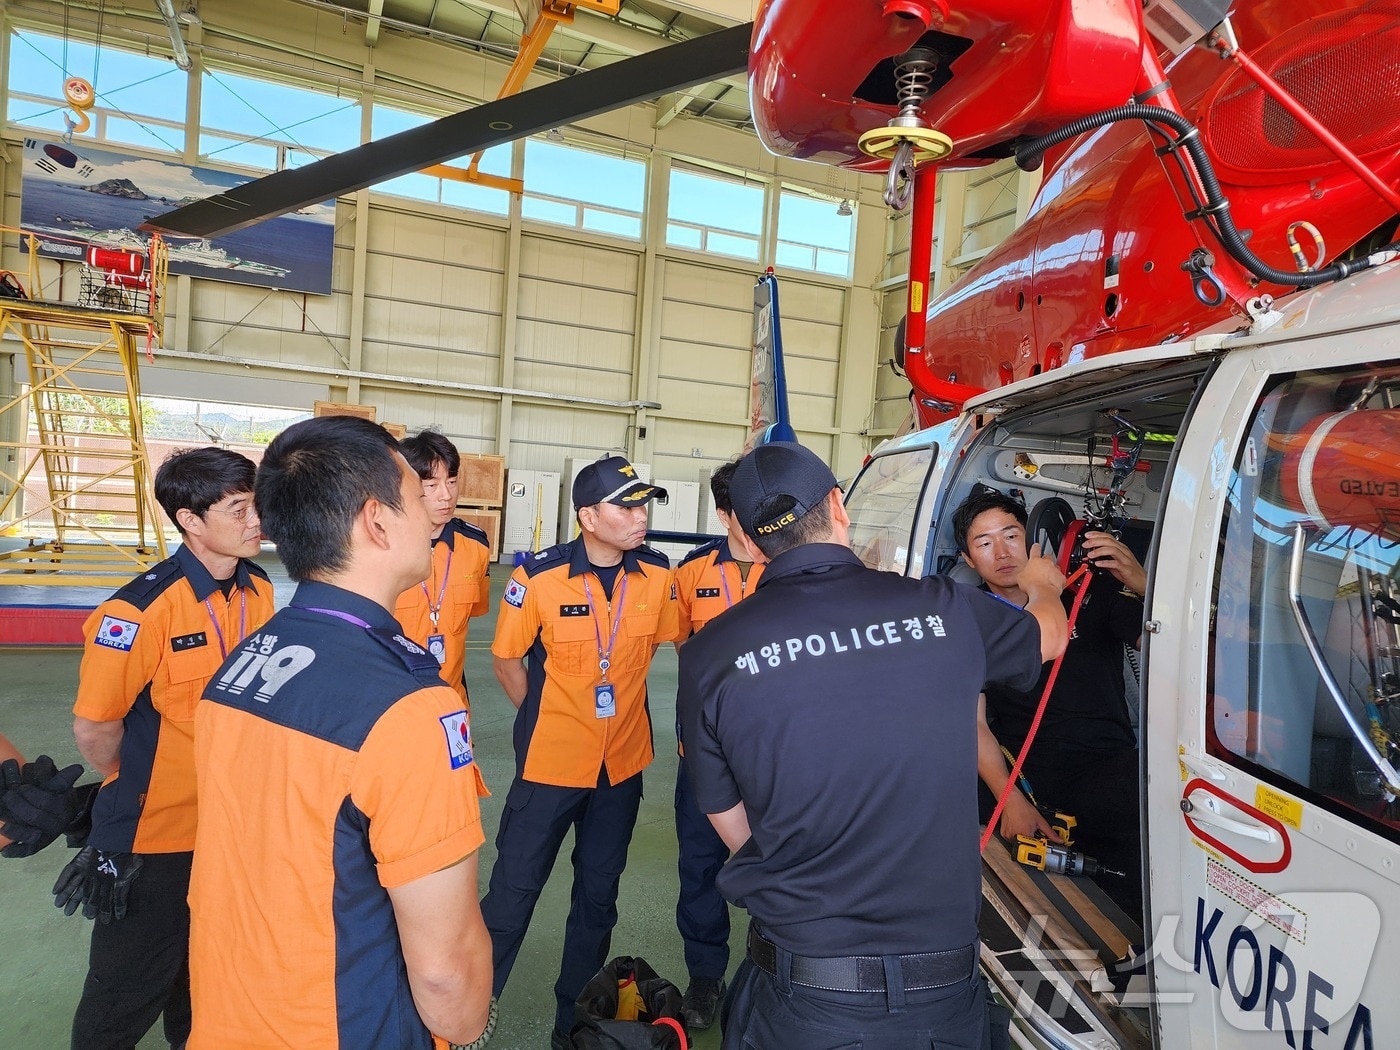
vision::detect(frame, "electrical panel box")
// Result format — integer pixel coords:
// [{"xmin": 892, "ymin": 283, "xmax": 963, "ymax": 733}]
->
[
  {"xmin": 648, "ymin": 480, "xmax": 702, "ymax": 565},
  {"xmin": 558, "ymin": 457, "xmax": 650, "ymax": 545},
  {"xmin": 501, "ymin": 470, "xmax": 561, "ymax": 564}
]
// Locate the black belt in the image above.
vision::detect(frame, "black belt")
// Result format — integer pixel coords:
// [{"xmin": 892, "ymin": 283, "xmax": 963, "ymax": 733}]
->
[{"xmin": 746, "ymin": 926, "xmax": 976, "ymax": 993}]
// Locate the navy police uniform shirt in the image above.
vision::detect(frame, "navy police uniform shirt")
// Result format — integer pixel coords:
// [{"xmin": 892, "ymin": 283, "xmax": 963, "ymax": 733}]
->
[
  {"xmin": 676, "ymin": 543, "xmax": 1042, "ymax": 958},
  {"xmin": 983, "ymin": 570, "xmax": 1142, "ymax": 755}
]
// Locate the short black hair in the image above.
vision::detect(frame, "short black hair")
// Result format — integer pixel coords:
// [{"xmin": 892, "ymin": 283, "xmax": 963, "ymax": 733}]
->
[
  {"xmin": 951, "ymin": 488, "xmax": 1027, "ymax": 554},
  {"xmin": 400, "ymin": 429, "xmax": 460, "ymax": 480},
  {"xmin": 155, "ymin": 447, "xmax": 257, "ymax": 535},
  {"xmin": 255, "ymin": 416, "xmax": 406, "ymax": 581},
  {"xmin": 749, "ymin": 493, "xmax": 833, "ymax": 558},
  {"xmin": 709, "ymin": 459, "xmax": 739, "ymax": 513}
]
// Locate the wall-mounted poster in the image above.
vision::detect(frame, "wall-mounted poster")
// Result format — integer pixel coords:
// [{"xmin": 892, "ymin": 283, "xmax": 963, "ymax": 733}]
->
[{"xmin": 19, "ymin": 137, "xmax": 334, "ymax": 296}]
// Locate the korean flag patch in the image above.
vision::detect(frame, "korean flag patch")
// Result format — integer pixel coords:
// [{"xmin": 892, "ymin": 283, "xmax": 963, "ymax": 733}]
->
[
  {"xmin": 94, "ymin": 615, "xmax": 140, "ymax": 651},
  {"xmin": 504, "ymin": 579, "xmax": 528, "ymax": 608},
  {"xmin": 439, "ymin": 710, "xmax": 474, "ymax": 770}
]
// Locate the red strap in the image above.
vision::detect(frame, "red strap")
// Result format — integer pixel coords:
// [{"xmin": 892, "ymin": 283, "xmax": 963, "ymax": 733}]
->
[
  {"xmin": 980, "ymin": 564, "xmax": 1093, "ymax": 852},
  {"xmin": 652, "ymin": 1015, "xmax": 687, "ymax": 1049}
]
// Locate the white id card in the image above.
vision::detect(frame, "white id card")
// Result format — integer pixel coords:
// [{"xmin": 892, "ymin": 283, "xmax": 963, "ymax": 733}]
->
[
  {"xmin": 427, "ymin": 634, "xmax": 446, "ymax": 665},
  {"xmin": 594, "ymin": 683, "xmax": 616, "ymax": 719}
]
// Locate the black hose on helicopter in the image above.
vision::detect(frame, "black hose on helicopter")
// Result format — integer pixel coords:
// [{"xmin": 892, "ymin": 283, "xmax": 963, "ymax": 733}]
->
[{"xmin": 1013, "ymin": 104, "xmax": 1400, "ymax": 289}]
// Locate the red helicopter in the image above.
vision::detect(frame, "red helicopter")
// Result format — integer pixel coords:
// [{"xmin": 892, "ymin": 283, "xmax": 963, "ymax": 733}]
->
[{"xmin": 749, "ymin": 0, "xmax": 1400, "ymax": 429}]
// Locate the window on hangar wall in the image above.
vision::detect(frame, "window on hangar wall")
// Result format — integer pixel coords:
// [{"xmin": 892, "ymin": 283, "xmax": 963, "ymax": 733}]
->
[
  {"xmin": 199, "ymin": 67, "xmax": 361, "ymax": 171},
  {"xmin": 522, "ymin": 138, "xmax": 645, "ymax": 240},
  {"xmin": 6, "ymin": 28, "xmax": 188, "ymax": 154},
  {"xmin": 776, "ymin": 186, "xmax": 854, "ymax": 278},
  {"xmin": 371, "ymin": 103, "xmax": 513, "ymax": 216},
  {"xmin": 666, "ymin": 164, "xmax": 763, "ymax": 262}
]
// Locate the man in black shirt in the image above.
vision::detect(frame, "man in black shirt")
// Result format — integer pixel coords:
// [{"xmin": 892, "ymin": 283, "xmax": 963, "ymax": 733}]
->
[
  {"xmin": 952, "ymin": 489, "xmax": 1146, "ymax": 918},
  {"xmin": 677, "ymin": 443, "xmax": 1067, "ymax": 1050}
]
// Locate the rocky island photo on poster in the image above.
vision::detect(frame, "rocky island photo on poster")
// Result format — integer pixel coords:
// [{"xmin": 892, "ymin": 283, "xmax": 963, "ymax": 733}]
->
[{"xmin": 20, "ymin": 137, "xmax": 334, "ymax": 296}]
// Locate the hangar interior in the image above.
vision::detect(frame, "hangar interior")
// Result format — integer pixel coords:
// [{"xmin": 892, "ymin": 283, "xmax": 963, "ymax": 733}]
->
[
  {"xmin": 0, "ymin": 1, "xmax": 1040, "ymax": 1046},
  {"xmin": 0, "ymin": 0, "xmax": 1038, "ymax": 510}
]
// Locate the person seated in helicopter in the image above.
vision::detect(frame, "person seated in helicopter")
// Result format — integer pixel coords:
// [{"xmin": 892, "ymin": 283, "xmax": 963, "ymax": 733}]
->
[{"xmin": 951, "ymin": 488, "xmax": 1147, "ymax": 921}]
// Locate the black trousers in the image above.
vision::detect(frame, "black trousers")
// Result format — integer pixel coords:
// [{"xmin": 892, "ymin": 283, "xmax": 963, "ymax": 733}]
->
[
  {"xmin": 675, "ymin": 756, "xmax": 731, "ymax": 981},
  {"xmin": 479, "ymin": 771, "xmax": 644, "ymax": 1034},
  {"xmin": 721, "ymin": 954, "xmax": 987, "ymax": 1050},
  {"xmin": 71, "ymin": 851, "xmax": 193, "ymax": 1050}
]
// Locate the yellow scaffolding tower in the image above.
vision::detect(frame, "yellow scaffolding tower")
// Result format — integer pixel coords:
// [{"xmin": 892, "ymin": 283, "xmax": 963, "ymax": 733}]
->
[{"xmin": 0, "ymin": 228, "xmax": 170, "ymax": 586}]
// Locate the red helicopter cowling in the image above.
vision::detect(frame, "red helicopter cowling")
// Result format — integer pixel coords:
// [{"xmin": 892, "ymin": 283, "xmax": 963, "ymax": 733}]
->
[
  {"xmin": 905, "ymin": 0, "xmax": 1400, "ymax": 427},
  {"xmin": 749, "ymin": 0, "xmax": 1145, "ymax": 171}
]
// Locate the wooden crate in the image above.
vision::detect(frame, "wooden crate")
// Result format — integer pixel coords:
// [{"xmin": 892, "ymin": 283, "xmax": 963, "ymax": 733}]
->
[
  {"xmin": 457, "ymin": 453, "xmax": 506, "ymax": 507},
  {"xmin": 458, "ymin": 507, "xmax": 501, "ymax": 561},
  {"xmin": 381, "ymin": 422, "xmax": 407, "ymax": 439},
  {"xmin": 313, "ymin": 400, "xmax": 376, "ymax": 422}
]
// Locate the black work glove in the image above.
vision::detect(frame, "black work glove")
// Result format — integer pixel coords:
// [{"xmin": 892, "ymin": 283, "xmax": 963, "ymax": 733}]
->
[
  {"xmin": 53, "ymin": 846, "xmax": 143, "ymax": 923},
  {"xmin": 0, "ymin": 756, "xmax": 87, "ymax": 858}
]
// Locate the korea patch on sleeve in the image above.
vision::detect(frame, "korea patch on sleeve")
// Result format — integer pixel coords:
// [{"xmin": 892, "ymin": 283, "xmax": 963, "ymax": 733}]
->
[
  {"xmin": 504, "ymin": 579, "xmax": 527, "ymax": 608},
  {"xmin": 439, "ymin": 710, "xmax": 474, "ymax": 770},
  {"xmin": 94, "ymin": 615, "xmax": 140, "ymax": 651}
]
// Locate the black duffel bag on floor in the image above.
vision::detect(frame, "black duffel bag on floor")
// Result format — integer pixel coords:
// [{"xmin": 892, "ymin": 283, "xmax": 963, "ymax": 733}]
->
[{"xmin": 566, "ymin": 955, "xmax": 688, "ymax": 1050}]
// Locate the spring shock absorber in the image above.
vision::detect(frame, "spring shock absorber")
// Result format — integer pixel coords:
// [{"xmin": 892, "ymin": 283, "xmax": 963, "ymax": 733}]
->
[{"xmin": 858, "ymin": 48, "xmax": 955, "ymax": 209}]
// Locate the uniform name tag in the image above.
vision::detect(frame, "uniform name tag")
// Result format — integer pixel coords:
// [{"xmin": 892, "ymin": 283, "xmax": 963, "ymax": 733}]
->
[
  {"xmin": 594, "ymin": 683, "xmax": 616, "ymax": 719},
  {"xmin": 560, "ymin": 604, "xmax": 590, "ymax": 617},
  {"xmin": 171, "ymin": 632, "xmax": 208, "ymax": 652},
  {"xmin": 696, "ymin": 588, "xmax": 721, "ymax": 599},
  {"xmin": 94, "ymin": 615, "xmax": 139, "ymax": 651},
  {"xmin": 439, "ymin": 710, "xmax": 474, "ymax": 769}
]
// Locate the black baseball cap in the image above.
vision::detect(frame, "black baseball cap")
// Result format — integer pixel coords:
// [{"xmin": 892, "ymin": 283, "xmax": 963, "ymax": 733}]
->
[
  {"xmin": 572, "ymin": 455, "xmax": 667, "ymax": 510},
  {"xmin": 730, "ymin": 442, "xmax": 839, "ymax": 537}
]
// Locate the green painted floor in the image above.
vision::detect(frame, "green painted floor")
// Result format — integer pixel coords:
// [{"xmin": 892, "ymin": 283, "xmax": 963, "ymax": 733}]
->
[{"xmin": 0, "ymin": 569, "xmax": 741, "ymax": 1049}]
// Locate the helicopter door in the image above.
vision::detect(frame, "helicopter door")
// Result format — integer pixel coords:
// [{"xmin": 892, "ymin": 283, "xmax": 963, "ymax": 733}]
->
[{"xmin": 1147, "ymin": 352, "xmax": 1400, "ymax": 1050}]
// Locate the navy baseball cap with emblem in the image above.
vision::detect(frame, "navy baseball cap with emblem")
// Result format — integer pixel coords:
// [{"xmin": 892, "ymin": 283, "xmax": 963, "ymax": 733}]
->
[
  {"xmin": 730, "ymin": 441, "xmax": 839, "ymax": 537},
  {"xmin": 572, "ymin": 455, "xmax": 668, "ymax": 510}
]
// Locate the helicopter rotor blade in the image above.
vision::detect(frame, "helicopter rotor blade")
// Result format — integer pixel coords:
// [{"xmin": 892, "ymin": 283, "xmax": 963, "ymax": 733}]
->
[{"xmin": 145, "ymin": 22, "xmax": 753, "ymax": 239}]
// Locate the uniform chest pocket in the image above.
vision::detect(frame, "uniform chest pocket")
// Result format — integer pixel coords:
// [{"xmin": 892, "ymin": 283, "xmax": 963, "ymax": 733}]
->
[
  {"xmin": 163, "ymin": 646, "xmax": 215, "ymax": 722},
  {"xmin": 548, "ymin": 615, "xmax": 599, "ymax": 678},
  {"xmin": 615, "ymin": 612, "xmax": 661, "ymax": 673}
]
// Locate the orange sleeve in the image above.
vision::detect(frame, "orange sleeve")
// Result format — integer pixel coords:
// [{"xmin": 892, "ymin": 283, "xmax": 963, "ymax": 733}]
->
[
  {"xmin": 469, "ymin": 543, "xmax": 491, "ymax": 619},
  {"xmin": 355, "ymin": 686, "xmax": 485, "ymax": 890},
  {"xmin": 673, "ymin": 561, "xmax": 697, "ymax": 640},
  {"xmin": 74, "ymin": 597, "xmax": 168, "ymax": 722},
  {"xmin": 490, "ymin": 565, "xmax": 541, "ymax": 660},
  {"xmin": 655, "ymin": 565, "xmax": 681, "ymax": 644}
]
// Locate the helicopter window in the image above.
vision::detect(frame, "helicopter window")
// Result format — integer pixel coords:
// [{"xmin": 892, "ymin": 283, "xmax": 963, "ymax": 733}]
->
[
  {"xmin": 846, "ymin": 445, "xmax": 938, "ymax": 576},
  {"xmin": 1207, "ymin": 366, "xmax": 1400, "ymax": 839}
]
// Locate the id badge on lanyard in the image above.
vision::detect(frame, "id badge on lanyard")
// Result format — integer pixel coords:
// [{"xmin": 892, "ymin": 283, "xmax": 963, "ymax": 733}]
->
[
  {"xmin": 423, "ymin": 546, "xmax": 452, "ymax": 665},
  {"xmin": 582, "ymin": 573, "xmax": 627, "ymax": 720}
]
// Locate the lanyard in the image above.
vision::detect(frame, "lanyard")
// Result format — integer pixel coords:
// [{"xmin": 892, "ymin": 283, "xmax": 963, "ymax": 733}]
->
[
  {"xmin": 580, "ymin": 572, "xmax": 628, "ymax": 682},
  {"xmin": 421, "ymin": 545, "xmax": 452, "ymax": 628},
  {"xmin": 204, "ymin": 589, "xmax": 247, "ymax": 659},
  {"xmin": 294, "ymin": 605, "xmax": 375, "ymax": 630}
]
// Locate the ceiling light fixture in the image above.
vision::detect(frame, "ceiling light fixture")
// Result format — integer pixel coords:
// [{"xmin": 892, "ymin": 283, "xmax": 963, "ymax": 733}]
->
[
  {"xmin": 836, "ymin": 199, "xmax": 853, "ymax": 216},
  {"xmin": 178, "ymin": 2, "xmax": 201, "ymax": 26},
  {"xmin": 545, "ymin": 127, "xmax": 565, "ymax": 142}
]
